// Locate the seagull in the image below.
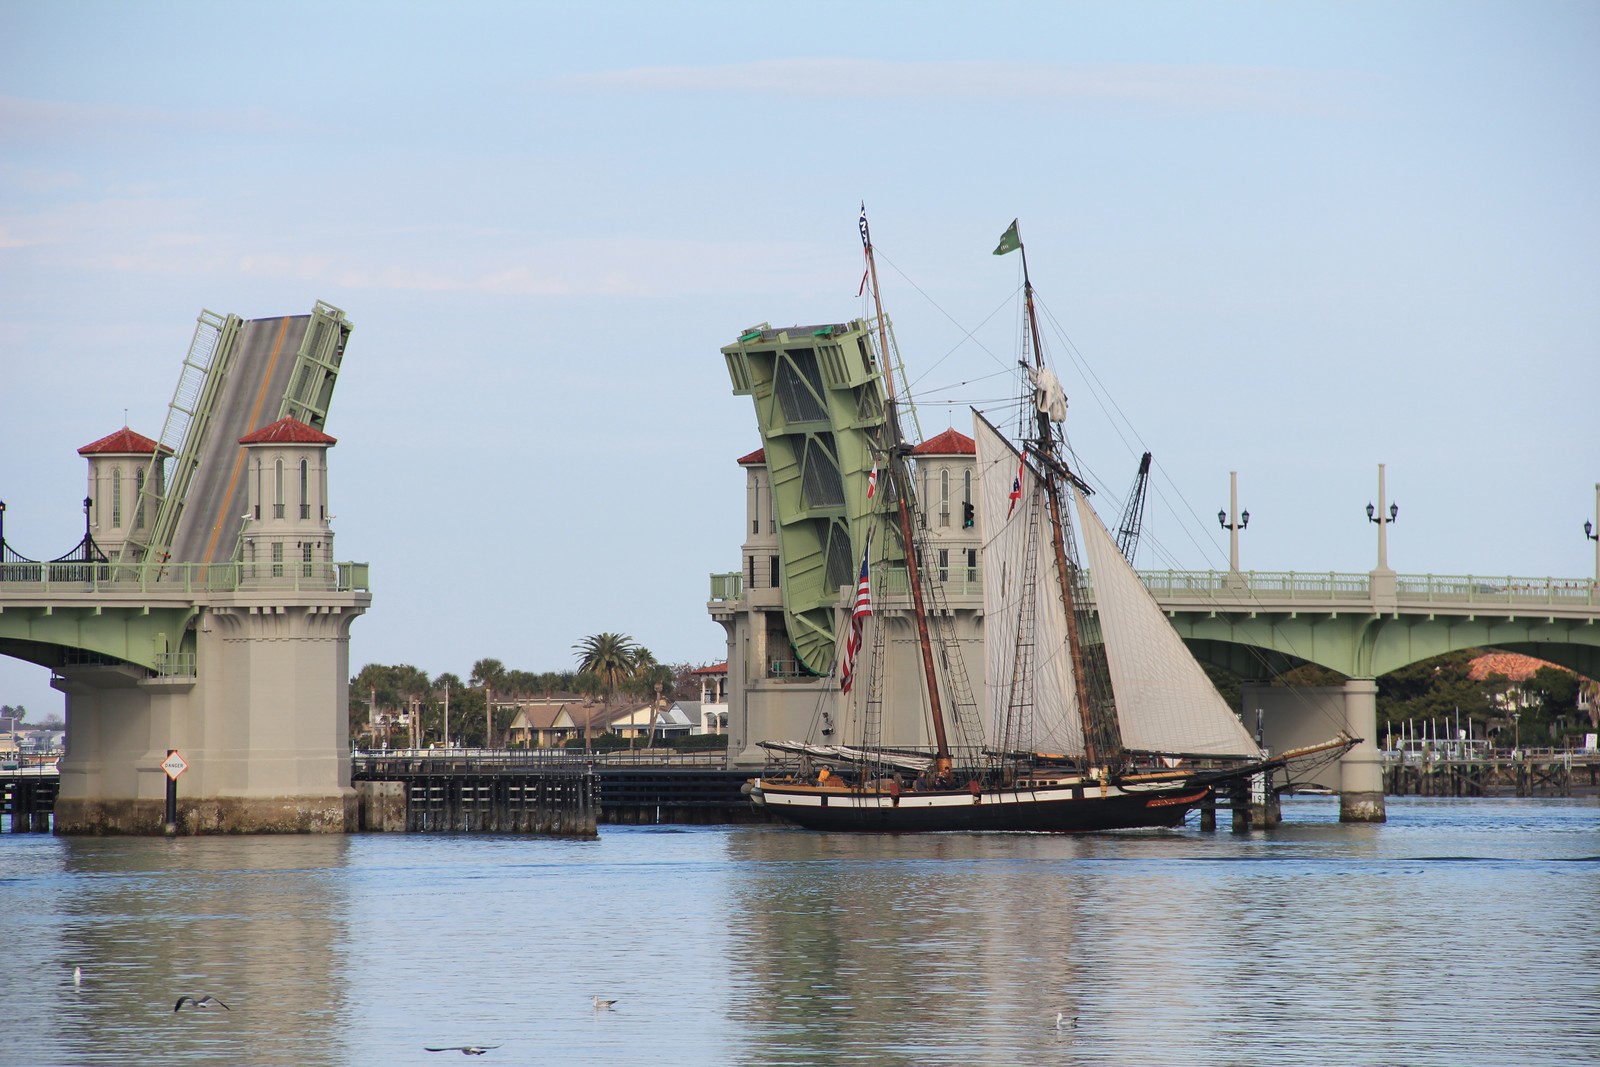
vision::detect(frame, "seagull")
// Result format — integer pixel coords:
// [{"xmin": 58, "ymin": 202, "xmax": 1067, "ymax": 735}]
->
[
  {"xmin": 424, "ymin": 1047, "xmax": 500, "ymax": 1056},
  {"xmin": 592, "ymin": 995, "xmax": 617, "ymax": 1010},
  {"xmin": 1056, "ymin": 1012, "xmax": 1078, "ymax": 1030},
  {"xmin": 73, "ymin": 967, "xmax": 82, "ymax": 988},
  {"xmin": 174, "ymin": 995, "xmax": 230, "ymax": 1012}
]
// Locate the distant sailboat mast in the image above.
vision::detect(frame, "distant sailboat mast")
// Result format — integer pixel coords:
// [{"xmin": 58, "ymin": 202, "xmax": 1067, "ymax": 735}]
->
[{"xmin": 860, "ymin": 204, "xmax": 953, "ymax": 776}]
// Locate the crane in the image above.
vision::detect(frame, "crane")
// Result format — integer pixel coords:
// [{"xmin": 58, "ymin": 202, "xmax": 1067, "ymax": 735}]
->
[{"xmin": 1114, "ymin": 452, "xmax": 1153, "ymax": 563}]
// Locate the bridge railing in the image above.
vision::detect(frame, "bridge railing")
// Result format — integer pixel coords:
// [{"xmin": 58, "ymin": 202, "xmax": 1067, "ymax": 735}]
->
[
  {"xmin": 1138, "ymin": 570, "xmax": 1599, "ymax": 607},
  {"xmin": 0, "ymin": 561, "xmax": 372, "ymax": 596}
]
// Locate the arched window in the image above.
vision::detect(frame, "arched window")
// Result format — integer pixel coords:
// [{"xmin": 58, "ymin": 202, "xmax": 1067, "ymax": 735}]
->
[
  {"xmin": 939, "ymin": 468, "xmax": 950, "ymax": 526},
  {"xmin": 274, "ymin": 459, "xmax": 285, "ymax": 519},
  {"xmin": 135, "ymin": 469, "xmax": 146, "ymax": 529},
  {"xmin": 111, "ymin": 468, "xmax": 122, "ymax": 528},
  {"xmin": 299, "ymin": 459, "xmax": 310, "ymax": 519}
]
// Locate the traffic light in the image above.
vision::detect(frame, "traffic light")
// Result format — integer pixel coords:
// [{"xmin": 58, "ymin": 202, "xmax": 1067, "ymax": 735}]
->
[{"xmin": 962, "ymin": 501, "xmax": 975, "ymax": 528}]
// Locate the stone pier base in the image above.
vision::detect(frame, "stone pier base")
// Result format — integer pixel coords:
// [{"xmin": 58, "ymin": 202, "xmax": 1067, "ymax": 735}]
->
[
  {"xmin": 54, "ymin": 793, "xmax": 356, "ymax": 835},
  {"xmin": 1339, "ymin": 790, "xmax": 1387, "ymax": 823},
  {"xmin": 355, "ymin": 781, "xmax": 407, "ymax": 832}
]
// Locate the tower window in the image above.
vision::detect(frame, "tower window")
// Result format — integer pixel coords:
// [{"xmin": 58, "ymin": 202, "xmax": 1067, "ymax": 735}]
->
[
  {"xmin": 111, "ymin": 467, "xmax": 122, "ymax": 528},
  {"xmin": 300, "ymin": 459, "xmax": 310, "ymax": 520},
  {"xmin": 274, "ymin": 459, "xmax": 285, "ymax": 519}
]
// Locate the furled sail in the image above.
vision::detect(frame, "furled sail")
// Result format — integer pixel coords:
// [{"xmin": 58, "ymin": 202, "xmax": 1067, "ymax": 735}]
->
[
  {"xmin": 1072, "ymin": 485, "xmax": 1262, "ymax": 757},
  {"xmin": 973, "ymin": 413, "xmax": 1083, "ymax": 756}
]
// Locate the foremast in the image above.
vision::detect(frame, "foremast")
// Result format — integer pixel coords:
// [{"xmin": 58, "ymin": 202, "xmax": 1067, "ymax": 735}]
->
[
  {"xmin": 860, "ymin": 205, "xmax": 954, "ymax": 780},
  {"xmin": 1003, "ymin": 220, "xmax": 1126, "ymax": 771}
]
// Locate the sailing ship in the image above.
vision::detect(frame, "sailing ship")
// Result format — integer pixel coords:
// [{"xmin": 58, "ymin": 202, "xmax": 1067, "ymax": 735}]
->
[{"xmin": 748, "ymin": 215, "xmax": 1357, "ymax": 832}]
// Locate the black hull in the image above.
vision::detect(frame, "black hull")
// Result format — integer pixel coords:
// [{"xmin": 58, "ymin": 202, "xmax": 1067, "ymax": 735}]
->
[{"xmin": 754, "ymin": 782, "xmax": 1206, "ymax": 833}]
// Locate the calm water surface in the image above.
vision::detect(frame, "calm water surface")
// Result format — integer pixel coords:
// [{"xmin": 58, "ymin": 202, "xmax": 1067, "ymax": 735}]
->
[{"xmin": 1, "ymin": 797, "xmax": 1596, "ymax": 1067}]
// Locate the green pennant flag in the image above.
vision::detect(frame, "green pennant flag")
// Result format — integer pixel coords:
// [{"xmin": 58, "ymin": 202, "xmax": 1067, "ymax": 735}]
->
[{"xmin": 993, "ymin": 219, "xmax": 1021, "ymax": 256}]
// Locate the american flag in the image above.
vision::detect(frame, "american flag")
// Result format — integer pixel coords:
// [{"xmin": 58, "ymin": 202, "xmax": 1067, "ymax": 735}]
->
[
  {"xmin": 866, "ymin": 458, "xmax": 879, "ymax": 499},
  {"xmin": 1007, "ymin": 450, "xmax": 1027, "ymax": 518},
  {"xmin": 839, "ymin": 547, "xmax": 873, "ymax": 694}
]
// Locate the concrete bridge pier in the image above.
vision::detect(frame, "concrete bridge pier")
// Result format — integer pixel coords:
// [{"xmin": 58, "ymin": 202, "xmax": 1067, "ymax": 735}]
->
[
  {"xmin": 1339, "ymin": 678, "xmax": 1386, "ymax": 823},
  {"xmin": 52, "ymin": 596, "xmax": 365, "ymax": 834}
]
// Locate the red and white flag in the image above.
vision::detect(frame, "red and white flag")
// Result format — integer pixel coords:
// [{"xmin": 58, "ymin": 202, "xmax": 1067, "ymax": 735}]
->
[
  {"xmin": 1007, "ymin": 451, "xmax": 1027, "ymax": 518},
  {"xmin": 839, "ymin": 548, "xmax": 873, "ymax": 694},
  {"xmin": 866, "ymin": 458, "xmax": 879, "ymax": 499}
]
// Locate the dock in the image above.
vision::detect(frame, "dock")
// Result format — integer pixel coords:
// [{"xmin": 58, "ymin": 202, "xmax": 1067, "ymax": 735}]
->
[{"xmin": 1382, "ymin": 749, "xmax": 1600, "ymax": 798}]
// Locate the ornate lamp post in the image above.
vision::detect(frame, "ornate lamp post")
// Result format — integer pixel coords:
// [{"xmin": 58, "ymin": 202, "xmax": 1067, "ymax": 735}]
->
[
  {"xmin": 1217, "ymin": 470, "xmax": 1249, "ymax": 575},
  {"xmin": 1367, "ymin": 463, "xmax": 1399, "ymax": 572}
]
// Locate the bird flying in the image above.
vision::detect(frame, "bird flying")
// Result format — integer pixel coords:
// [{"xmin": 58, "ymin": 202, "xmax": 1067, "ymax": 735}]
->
[{"xmin": 174, "ymin": 995, "xmax": 230, "ymax": 1012}]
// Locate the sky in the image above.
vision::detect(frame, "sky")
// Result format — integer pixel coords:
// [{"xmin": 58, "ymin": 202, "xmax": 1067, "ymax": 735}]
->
[{"xmin": 2, "ymin": 1, "xmax": 1597, "ymax": 715}]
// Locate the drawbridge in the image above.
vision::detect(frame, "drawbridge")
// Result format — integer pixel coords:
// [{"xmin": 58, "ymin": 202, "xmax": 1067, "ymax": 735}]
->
[
  {"xmin": 721, "ymin": 318, "xmax": 906, "ymax": 675},
  {"xmin": 0, "ymin": 300, "xmax": 353, "ymax": 673},
  {"xmin": 121, "ymin": 300, "xmax": 352, "ymax": 577}
]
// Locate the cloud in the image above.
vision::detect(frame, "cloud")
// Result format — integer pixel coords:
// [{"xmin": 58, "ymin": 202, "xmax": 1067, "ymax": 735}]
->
[
  {"xmin": 0, "ymin": 94, "xmax": 305, "ymax": 144},
  {"xmin": 557, "ymin": 58, "xmax": 1359, "ymax": 115}
]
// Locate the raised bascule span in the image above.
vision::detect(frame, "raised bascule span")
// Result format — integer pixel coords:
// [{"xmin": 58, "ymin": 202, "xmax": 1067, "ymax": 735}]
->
[{"xmin": 125, "ymin": 302, "xmax": 350, "ymax": 577}]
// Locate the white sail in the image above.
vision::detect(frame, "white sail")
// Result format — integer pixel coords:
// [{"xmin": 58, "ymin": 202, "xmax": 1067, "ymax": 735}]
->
[
  {"xmin": 973, "ymin": 413, "xmax": 1083, "ymax": 756},
  {"xmin": 1073, "ymin": 485, "xmax": 1262, "ymax": 757}
]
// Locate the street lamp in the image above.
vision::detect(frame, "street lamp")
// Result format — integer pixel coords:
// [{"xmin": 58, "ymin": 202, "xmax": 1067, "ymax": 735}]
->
[
  {"xmin": 1366, "ymin": 463, "xmax": 1399, "ymax": 573},
  {"xmin": 1218, "ymin": 471, "xmax": 1249, "ymax": 574}
]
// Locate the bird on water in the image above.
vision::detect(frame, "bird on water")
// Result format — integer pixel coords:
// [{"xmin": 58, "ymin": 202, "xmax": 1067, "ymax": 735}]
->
[
  {"xmin": 424, "ymin": 1046, "xmax": 500, "ymax": 1056},
  {"xmin": 592, "ymin": 995, "xmax": 617, "ymax": 1010},
  {"xmin": 1056, "ymin": 1012, "xmax": 1078, "ymax": 1030},
  {"xmin": 174, "ymin": 995, "xmax": 230, "ymax": 1012}
]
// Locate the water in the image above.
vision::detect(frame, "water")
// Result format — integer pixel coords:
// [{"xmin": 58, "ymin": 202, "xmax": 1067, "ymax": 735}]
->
[{"xmin": 1, "ymin": 797, "xmax": 1596, "ymax": 1067}]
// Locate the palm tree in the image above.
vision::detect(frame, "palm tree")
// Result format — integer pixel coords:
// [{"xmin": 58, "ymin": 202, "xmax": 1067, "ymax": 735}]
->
[
  {"xmin": 573, "ymin": 633, "xmax": 640, "ymax": 704},
  {"xmin": 574, "ymin": 633, "xmax": 642, "ymax": 748}
]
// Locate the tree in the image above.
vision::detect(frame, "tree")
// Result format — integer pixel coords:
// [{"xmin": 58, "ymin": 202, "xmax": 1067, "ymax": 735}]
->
[{"xmin": 573, "ymin": 633, "xmax": 641, "ymax": 704}]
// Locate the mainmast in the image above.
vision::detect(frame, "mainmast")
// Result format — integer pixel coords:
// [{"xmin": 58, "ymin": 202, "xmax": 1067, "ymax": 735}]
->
[
  {"xmin": 860, "ymin": 205, "xmax": 953, "ymax": 774},
  {"xmin": 1002, "ymin": 220, "xmax": 1111, "ymax": 769}
]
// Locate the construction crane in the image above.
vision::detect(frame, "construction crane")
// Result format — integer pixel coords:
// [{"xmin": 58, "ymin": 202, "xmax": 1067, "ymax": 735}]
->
[{"xmin": 1114, "ymin": 452, "xmax": 1153, "ymax": 563}]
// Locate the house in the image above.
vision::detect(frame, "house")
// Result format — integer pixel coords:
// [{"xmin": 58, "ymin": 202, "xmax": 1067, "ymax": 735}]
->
[
  {"xmin": 692, "ymin": 663, "xmax": 729, "ymax": 735},
  {"xmin": 653, "ymin": 701, "xmax": 700, "ymax": 739}
]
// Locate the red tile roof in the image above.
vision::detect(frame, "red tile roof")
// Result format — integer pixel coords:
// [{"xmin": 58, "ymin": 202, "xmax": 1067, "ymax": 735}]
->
[
  {"xmin": 78, "ymin": 427, "xmax": 166, "ymax": 455},
  {"xmin": 912, "ymin": 428, "xmax": 976, "ymax": 456},
  {"xmin": 692, "ymin": 662, "xmax": 728, "ymax": 675},
  {"xmin": 736, "ymin": 448, "xmax": 765, "ymax": 465},
  {"xmin": 238, "ymin": 417, "xmax": 337, "ymax": 446},
  {"xmin": 1467, "ymin": 652, "xmax": 1564, "ymax": 683}
]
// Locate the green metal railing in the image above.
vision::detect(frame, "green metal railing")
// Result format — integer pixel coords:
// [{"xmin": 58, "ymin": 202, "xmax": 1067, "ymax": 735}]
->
[
  {"xmin": 713, "ymin": 566, "xmax": 1599, "ymax": 609},
  {"xmin": 1138, "ymin": 570, "xmax": 1599, "ymax": 607},
  {"xmin": 0, "ymin": 561, "xmax": 372, "ymax": 596}
]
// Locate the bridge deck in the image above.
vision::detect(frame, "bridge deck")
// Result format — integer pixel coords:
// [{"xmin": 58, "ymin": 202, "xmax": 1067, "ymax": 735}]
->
[{"xmin": 167, "ymin": 314, "xmax": 312, "ymax": 567}]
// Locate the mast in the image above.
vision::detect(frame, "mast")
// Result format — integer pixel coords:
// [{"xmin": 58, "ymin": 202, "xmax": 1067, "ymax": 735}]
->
[
  {"xmin": 860, "ymin": 205, "xmax": 952, "ymax": 772},
  {"xmin": 1013, "ymin": 225, "xmax": 1104, "ymax": 769}
]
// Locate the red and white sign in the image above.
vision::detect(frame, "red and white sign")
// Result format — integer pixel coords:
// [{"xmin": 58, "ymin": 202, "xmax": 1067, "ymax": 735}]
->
[{"xmin": 161, "ymin": 751, "xmax": 189, "ymax": 780}]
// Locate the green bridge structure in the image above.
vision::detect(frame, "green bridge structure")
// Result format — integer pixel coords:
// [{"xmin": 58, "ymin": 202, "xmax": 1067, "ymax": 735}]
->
[
  {"xmin": 0, "ymin": 301, "xmax": 371, "ymax": 834},
  {"xmin": 712, "ymin": 317, "xmax": 1600, "ymax": 823}
]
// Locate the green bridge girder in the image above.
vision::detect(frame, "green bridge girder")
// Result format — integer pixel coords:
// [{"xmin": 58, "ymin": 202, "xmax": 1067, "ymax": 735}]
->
[
  {"xmin": 723, "ymin": 319, "xmax": 899, "ymax": 675},
  {"xmin": 1143, "ymin": 570, "xmax": 1600, "ymax": 681},
  {"xmin": 0, "ymin": 603, "xmax": 198, "ymax": 673}
]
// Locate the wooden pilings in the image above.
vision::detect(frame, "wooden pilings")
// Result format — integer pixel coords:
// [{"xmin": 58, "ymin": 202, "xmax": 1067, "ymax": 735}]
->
[
  {"xmin": 357, "ymin": 770, "xmax": 598, "ymax": 836},
  {"xmin": 1384, "ymin": 753, "xmax": 1581, "ymax": 798},
  {"xmin": 0, "ymin": 773, "xmax": 57, "ymax": 832}
]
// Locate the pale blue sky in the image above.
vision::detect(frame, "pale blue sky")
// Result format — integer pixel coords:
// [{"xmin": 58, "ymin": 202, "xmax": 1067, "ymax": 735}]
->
[{"xmin": 3, "ymin": 1, "xmax": 1597, "ymax": 714}]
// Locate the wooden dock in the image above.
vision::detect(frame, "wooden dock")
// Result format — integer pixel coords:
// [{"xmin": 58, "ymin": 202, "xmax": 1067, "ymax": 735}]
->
[
  {"xmin": 350, "ymin": 750, "xmax": 768, "ymax": 833},
  {"xmin": 1383, "ymin": 750, "xmax": 1600, "ymax": 798}
]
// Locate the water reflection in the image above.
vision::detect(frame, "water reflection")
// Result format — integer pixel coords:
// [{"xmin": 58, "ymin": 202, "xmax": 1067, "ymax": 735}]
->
[
  {"xmin": 45, "ymin": 837, "xmax": 353, "ymax": 1067},
  {"xmin": 0, "ymin": 800, "xmax": 1596, "ymax": 1066}
]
